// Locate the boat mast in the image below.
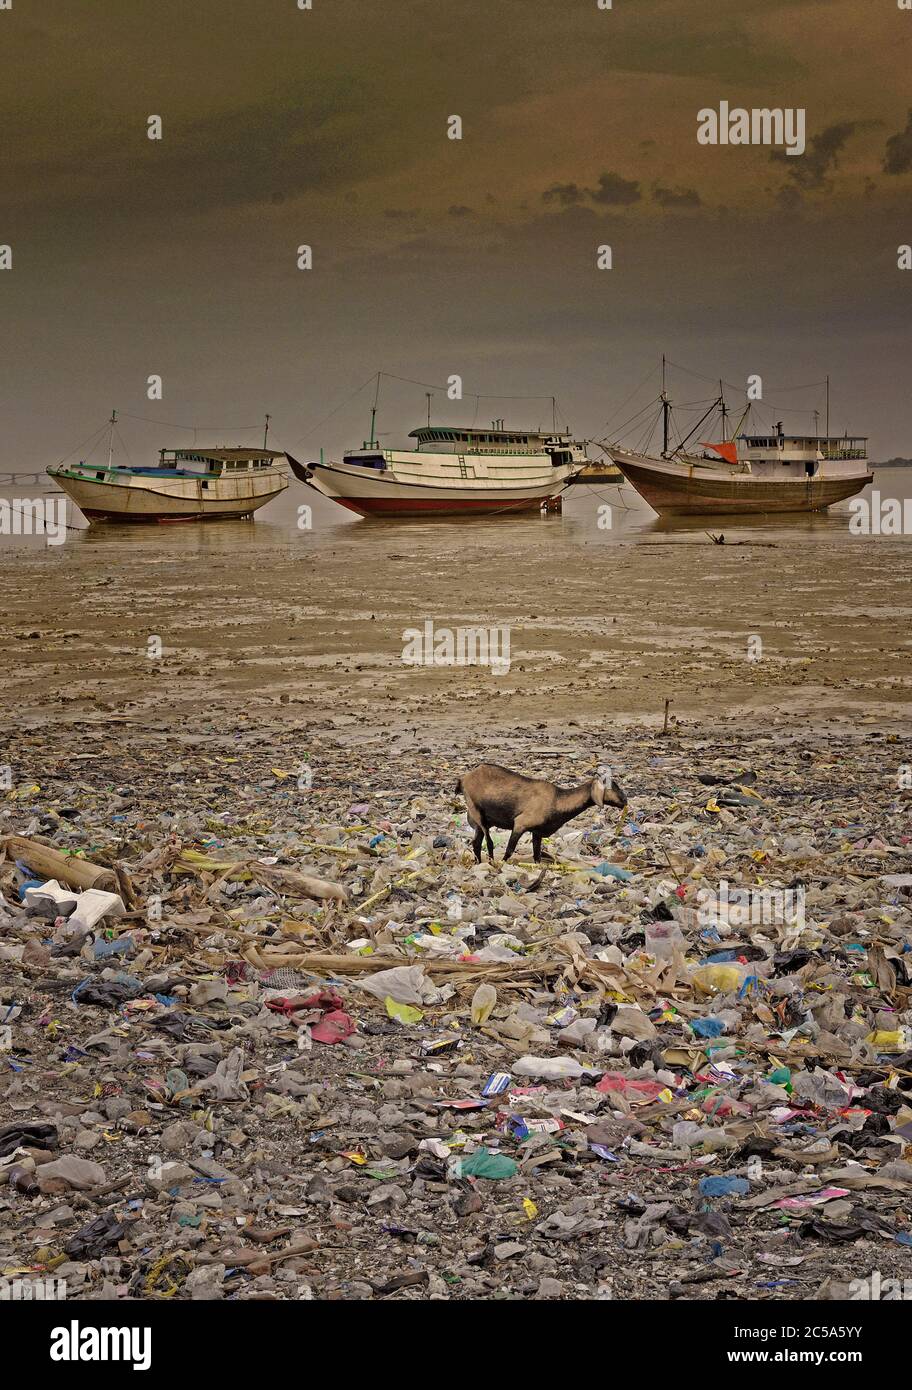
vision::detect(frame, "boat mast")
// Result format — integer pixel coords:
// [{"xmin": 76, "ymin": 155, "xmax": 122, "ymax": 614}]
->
[
  {"xmin": 661, "ymin": 355, "xmax": 670, "ymax": 456},
  {"xmin": 825, "ymin": 375, "xmax": 829, "ymax": 437},
  {"xmin": 263, "ymin": 413, "xmax": 271, "ymax": 449},
  {"xmin": 368, "ymin": 372, "xmax": 381, "ymax": 448},
  {"xmin": 107, "ymin": 409, "xmax": 117, "ymax": 469},
  {"xmin": 426, "ymin": 392, "xmax": 432, "ymax": 428},
  {"xmin": 719, "ymin": 380, "xmax": 729, "ymax": 440}
]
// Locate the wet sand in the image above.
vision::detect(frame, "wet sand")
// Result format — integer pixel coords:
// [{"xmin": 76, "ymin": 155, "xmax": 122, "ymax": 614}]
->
[{"xmin": 0, "ymin": 474, "xmax": 910, "ymax": 737}]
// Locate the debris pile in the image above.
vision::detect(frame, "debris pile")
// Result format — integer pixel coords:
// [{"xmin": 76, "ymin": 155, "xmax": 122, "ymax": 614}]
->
[{"xmin": 1, "ymin": 718, "xmax": 911, "ymax": 1300}]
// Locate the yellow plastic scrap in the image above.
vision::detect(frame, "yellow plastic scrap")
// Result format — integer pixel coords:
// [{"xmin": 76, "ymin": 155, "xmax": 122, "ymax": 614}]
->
[
  {"xmin": 522, "ymin": 1198, "xmax": 538, "ymax": 1220},
  {"xmin": 144, "ymin": 1251, "xmax": 185, "ymax": 1299},
  {"xmin": 385, "ymin": 997, "xmax": 423, "ymax": 1025},
  {"xmin": 867, "ymin": 1030, "xmax": 905, "ymax": 1052},
  {"xmin": 734, "ymin": 784, "xmax": 765, "ymax": 801},
  {"xmin": 691, "ymin": 964, "xmax": 746, "ymax": 996},
  {"xmin": 174, "ymin": 850, "xmax": 248, "ymax": 878},
  {"xmin": 11, "ymin": 783, "xmax": 41, "ymax": 800}
]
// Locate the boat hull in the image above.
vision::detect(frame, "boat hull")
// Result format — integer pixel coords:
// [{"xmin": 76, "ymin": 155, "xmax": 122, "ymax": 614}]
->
[
  {"xmin": 568, "ymin": 466, "xmax": 622, "ymax": 484},
  {"xmin": 289, "ymin": 456, "xmax": 576, "ymax": 519},
  {"xmin": 47, "ymin": 468, "xmax": 287, "ymax": 523},
  {"xmin": 610, "ymin": 452, "xmax": 873, "ymax": 517}
]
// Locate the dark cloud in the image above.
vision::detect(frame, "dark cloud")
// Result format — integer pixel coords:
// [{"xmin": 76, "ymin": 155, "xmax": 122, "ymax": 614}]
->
[
  {"xmin": 542, "ymin": 182, "xmax": 585, "ymax": 206},
  {"xmin": 883, "ymin": 110, "xmax": 912, "ymax": 175},
  {"xmin": 590, "ymin": 172, "xmax": 642, "ymax": 206},
  {"xmin": 542, "ymin": 174, "xmax": 641, "ymax": 210},
  {"xmin": 652, "ymin": 184, "xmax": 701, "ymax": 208},
  {"xmin": 772, "ymin": 120, "xmax": 860, "ymax": 189}
]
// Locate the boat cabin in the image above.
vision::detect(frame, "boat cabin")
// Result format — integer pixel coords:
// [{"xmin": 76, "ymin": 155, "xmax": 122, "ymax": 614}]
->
[
  {"xmin": 154, "ymin": 448, "xmax": 285, "ymax": 476},
  {"xmin": 407, "ymin": 425, "xmax": 572, "ymax": 456},
  {"xmin": 736, "ymin": 428, "xmax": 867, "ymax": 477},
  {"xmin": 738, "ymin": 432, "xmax": 867, "ymax": 461}
]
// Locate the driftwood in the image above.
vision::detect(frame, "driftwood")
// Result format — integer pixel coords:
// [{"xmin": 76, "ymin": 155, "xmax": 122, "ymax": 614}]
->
[
  {"xmin": 1, "ymin": 835, "xmax": 118, "ymax": 893},
  {"xmin": 195, "ymin": 1236, "xmax": 319, "ymax": 1272},
  {"xmin": 173, "ymin": 850, "xmax": 348, "ymax": 905},
  {"xmin": 240, "ymin": 943, "xmax": 549, "ymax": 985}
]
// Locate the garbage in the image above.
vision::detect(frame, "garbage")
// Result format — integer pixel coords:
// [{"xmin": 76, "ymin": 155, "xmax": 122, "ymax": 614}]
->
[
  {"xmin": 455, "ymin": 1148, "xmax": 518, "ymax": 1180},
  {"xmin": 699, "ymin": 1176, "xmax": 750, "ymax": 1197},
  {"xmin": 471, "ymin": 983, "xmax": 497, "ymax": 1025},
  {"xmin": 64, "ymin": 1212, "xmax": 131, "ymax": 1258},
  {"xmin": 513, "ymin": 1055, "xmax": 588, "ymax": 1079},
  {"xmin": 0, "ymin": 1122, "xmax": 58, "ymax": 1158},
  {"xmin": 2, "ymin": 835, "xmax": 119, "ymax": 892},
  {"xmin": 357, "ymin": 965, "xmax": 444, "ymax": 1007},
  {"xmin": 37, "ymin": 1157, "xmax": 106, "ymax": 1191},
  {"xmin": 2, "ymin": 717, "xmax": 912, "ymax": 1300}
]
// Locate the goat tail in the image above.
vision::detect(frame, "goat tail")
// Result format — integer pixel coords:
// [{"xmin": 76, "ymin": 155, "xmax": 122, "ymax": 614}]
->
[{"xmin": 454, "ymin": 777, "xmax": 463, "ymax": 795}]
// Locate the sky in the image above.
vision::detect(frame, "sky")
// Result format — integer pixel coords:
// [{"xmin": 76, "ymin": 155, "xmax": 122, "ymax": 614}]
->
[{"xmin": 1, "ymin": 0, "xmax": 911, "ymax": 467}]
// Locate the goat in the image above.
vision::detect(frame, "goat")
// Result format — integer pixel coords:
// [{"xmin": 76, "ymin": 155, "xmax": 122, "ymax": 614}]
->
[{"xmin": 456, "ymin": 762, "xmax": 628, "ymax": 864}]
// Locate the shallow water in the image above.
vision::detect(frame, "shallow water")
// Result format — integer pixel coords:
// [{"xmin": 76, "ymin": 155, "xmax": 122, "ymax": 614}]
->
[{"xmin": 0, "ymin": 466, "xmax": 908, "ymax": 561}]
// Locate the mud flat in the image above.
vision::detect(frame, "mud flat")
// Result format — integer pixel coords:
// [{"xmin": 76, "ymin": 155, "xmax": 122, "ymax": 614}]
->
[{"xmin": 0, "ymin": 488, "xmax": 910, "ymax": 731}]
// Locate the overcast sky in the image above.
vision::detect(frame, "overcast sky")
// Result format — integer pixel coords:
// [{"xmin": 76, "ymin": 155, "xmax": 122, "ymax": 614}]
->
[{"xmin": 2, "ymin": 0, "xmax": 910, "ymax": 467}]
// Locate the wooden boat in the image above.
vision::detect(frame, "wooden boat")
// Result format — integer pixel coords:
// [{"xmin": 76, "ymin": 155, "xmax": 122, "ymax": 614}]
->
[
  {"xmin": 568, "ymin": 459, "xmax": 623, "ymax": 484},
  {"xmin": 607, "ymin": 369, "xmax": 872, "ymax": 516},
  {"xmin": 611, "ymin": 441, "xmax": 872, "ymax": 516},
  {"xmin": 288, "ymin": 417, "xmax": 589, "ymax": 518},
  {"xmin": 47, "ymin": 415, "xmax": 288, "ymax": 523}
]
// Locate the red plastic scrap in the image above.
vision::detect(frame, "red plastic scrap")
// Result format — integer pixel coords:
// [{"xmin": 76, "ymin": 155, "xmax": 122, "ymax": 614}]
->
[{"xmin": 265, "ymin": 991, "xmax": 355, "ymax": 1044}]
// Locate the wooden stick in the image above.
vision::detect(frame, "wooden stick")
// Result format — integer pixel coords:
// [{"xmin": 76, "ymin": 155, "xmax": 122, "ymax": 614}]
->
[{"xmin": 2, "ymin": 836, "xmax": 118, "ymax": 893}]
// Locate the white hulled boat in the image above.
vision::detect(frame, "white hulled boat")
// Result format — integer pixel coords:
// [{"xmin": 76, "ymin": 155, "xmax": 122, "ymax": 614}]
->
[
  {"xmin": 48, "ymin": 415, "xmax": 288, "ymax": 523},
  {"xmin": 288, "ymin": 418, "xmax": 588, "ymax": 518}
]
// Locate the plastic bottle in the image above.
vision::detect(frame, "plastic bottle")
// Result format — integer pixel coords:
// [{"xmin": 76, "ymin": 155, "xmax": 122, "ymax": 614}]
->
[{"xmin": 471, "ymin": 983, "xmax": 497, "ymax": 1025}]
